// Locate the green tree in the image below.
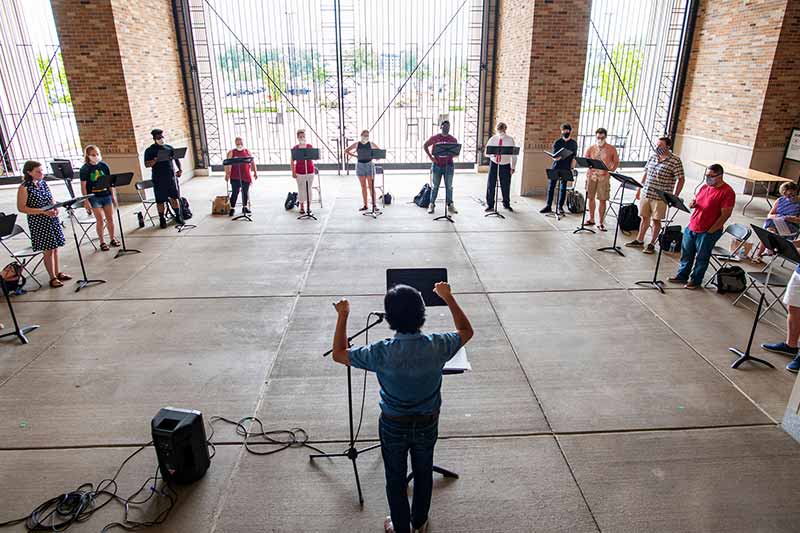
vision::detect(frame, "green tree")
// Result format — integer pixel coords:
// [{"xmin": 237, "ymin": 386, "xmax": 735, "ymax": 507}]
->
[
  {"xmin": 37, "ymin": 52, "xmax": 71, "ymax": 105},
  {"xmin": 598, "ymin": 45, "xmax": 644, "ymax": 111},
  {"xmin": 291, "ymin": 50, "xmax": 327, "ymax": 83},
  {"xmin": 352, "ymin": 45, "xmax": 378, "ymax": 76},
  {"xmin": 218, "ymin": 45, "xmax": 252, "ymax": 81},
  {"xmin": 399, "ymin": 50, "xmax": 430, "ymax": 80},
  {"xmin": 256, "ymin": 52, "xmax": 286, "ymax": 104}
]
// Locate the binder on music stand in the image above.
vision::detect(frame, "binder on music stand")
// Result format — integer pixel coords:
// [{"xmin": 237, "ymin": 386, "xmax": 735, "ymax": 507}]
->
[{"xmin": 544, "ymin": 147, "xmax": 573, "ymax": 159}]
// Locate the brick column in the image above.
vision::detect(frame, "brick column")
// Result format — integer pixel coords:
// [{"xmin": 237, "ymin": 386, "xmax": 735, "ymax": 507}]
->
[
  {"xmin": 52, "ymin": 0, "xmax": 194, "ymax": 200},
  {"xmin": 492, "ymin": 0, "xmax": 591, "ymax": 196},
  {"xmin": 675, "ymin": 0, "xmax": 800, "ymax": 188}
]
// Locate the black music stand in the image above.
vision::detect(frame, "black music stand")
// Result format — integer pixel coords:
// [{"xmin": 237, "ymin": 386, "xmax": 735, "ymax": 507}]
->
[
  {"xmin": 223, "ymin": 156, "xmax": 255, "ymax": 222},
  {"xmin": 431, "ymin": 144, "xmax": 461, "ymax": 223},
  {"xmin": 105, "ymin": 172, "xmax": 141, "ymax": 258},
  {"xmin": 291, "ymin": 148, "xmax": 321, "ymax": 221},
  {"xmin": 159, "ymin": 147, "xmax": 194, "ymax": 232},
  {"xmin": 47, "ymin": 195, "xmax": 106, "ymax": 292},
  {"xmin": 729, "ymin": 225, "xmax": 800, "ymax": 369},
  {"xmin": 356, "ymin": 146, "xmax": 386, "ymax": 219},
  {"xmin": 545, "ymin": 169, "xmax": 573, "ymax": 221},
  {"xmin": 0, "ymin": 277, "xmax": 39, "ymax": 344},
  {"xmin": 598, "ymin": 172, "xmax": 643, "ymax": 256},
  {"xmin": 574, "ymin": 157, "xmax": 611, "ymax": 234},
  {"xmin": 635, "ymin": 190, "xmax": 689, "ymax": 293},
  {"xmin": 485, "ymin": 145, "xmax": 519, "ymax": 219}
]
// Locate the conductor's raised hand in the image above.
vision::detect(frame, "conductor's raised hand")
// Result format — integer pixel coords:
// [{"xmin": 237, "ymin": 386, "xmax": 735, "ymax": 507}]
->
[
  {"xmin": 334, "ymin": 299, "xmax": 350, "ymax": 316},
  {"xmin": 433, "ymin": 281, "xmax": 452, "ymax": 301}
]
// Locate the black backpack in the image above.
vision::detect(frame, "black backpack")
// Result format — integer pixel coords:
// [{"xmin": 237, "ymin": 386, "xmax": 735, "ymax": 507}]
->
[
  {"xmin": 179, "ymin": 197, "xmax": 192, "ymax": 220},
  {"xmin": 382, "ymin": 193, "xmax": 392, "ymax": 205},
  {"xmin": 414, "ymin": 184, "xmax": 432, "ymax": 208},
  {"xmin": 714, "ymin": 266, "xmax": 747, "ymax": 294},
  {"xmin": 284, "ymin": 191, "xmax": 298, "ymax": 210},
  {"xmin": 618, "ymin": 204, "xmax": 641, "ymax": 233},
  {"xmin": 659, "ymin": 225, "xmax": 683, "ymax": 253},
  {"xmin": 566, "ymin": 190, "xmax": 585, "ymax": 214}
]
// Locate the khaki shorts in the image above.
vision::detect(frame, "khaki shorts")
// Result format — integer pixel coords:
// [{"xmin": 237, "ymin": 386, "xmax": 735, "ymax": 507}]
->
[
  {"xmin": 586, "ymin": 176, "xmax": 610, "ymax": 201},
  {"xmin": 639, "ymin": 197, "xmax": 667, "ymax": 220}
]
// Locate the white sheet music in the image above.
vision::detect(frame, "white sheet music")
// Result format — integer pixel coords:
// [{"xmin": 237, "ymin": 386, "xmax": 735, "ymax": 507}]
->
[
  {"xmin": 444, "ymin": 347, "xmax": 471, "ymax": 372},
  {"xmin": 774, "ymin": 217, "xmax": 793, "ymax": 236}
]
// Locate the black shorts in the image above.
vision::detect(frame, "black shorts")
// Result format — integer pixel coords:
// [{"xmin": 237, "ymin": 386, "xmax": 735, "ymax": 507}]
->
[{"xmin": 153, "ymin": 175, "xmax": 179, "ymax": 203}]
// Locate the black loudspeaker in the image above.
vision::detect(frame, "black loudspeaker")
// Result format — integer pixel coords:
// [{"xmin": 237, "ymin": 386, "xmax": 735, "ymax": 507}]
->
[{"xmin": 151, "ymin": 407, "xmax": 210, "ymax": 484}]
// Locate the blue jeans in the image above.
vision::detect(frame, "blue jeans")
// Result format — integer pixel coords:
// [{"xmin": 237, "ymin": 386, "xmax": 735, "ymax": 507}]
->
[
  {"xmin": 676, "ymin": 228, "xmax": 723, "ymax": 285},
  {"xmin": 379, "ymin": 415, "xmax": 438, "ymax": 533},
  {"xmin": 430, "ymin": 164, "xmax": 454, "ymax": 206},
  {"xmin": 546, "ymin": 176, "xmax": 568, "ymax": 209}
]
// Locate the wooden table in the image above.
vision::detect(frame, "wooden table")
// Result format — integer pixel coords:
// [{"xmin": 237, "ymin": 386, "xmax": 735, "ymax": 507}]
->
[{"xmin": 692, "ymin": 160, "xmax": 793, "ymax": 216}]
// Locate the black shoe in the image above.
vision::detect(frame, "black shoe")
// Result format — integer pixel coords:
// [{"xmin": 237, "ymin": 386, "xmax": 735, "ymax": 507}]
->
[
  {"xmin": 243, "ymin": 207, "xmax": 251, "ymax": 214},
  {"xmin": 504, "ymin": 205, "xmax": 514, "ymax": 212},
  {"xmin": 556, "ymin": 209, "xmax": 565, "ymax": 216},
  {"xmin": 485, "ymin": 206, "xmax": 494, "ymax": 212},
  {"xmin": 159, "ymin": 216, "xmax": 167, "ymax": 229},
  {"xmin": 228, "ymin": 208, "xmax": 235, "ymax": 217},
  {"xmin": 539, "ymin": 206, "xmax": 552, "ymax": 214}
]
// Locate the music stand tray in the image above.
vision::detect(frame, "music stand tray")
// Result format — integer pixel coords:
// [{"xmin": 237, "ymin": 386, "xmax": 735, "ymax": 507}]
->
[{"xmin": 432, "ymin": 143, "xmax": 461, "ymax": 158}]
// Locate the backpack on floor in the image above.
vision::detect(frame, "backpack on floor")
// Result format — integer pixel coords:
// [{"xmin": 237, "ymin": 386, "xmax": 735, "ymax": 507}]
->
[
  {"xmin": 284, "ymin": 191, "xmax": 298, "ymax": 210},
  {"xmin": 382, "ymin": 193, "xmax": 392, "ymax": 205},
  {"xmin": 714, "ymin": 266, "xmax": 747, "ymax": 294},
  {"xmin": 414, "ymin": 183, "xmax": 432, "ymax": 208},
  {"xmin": 179, "ymin": 197, "xmax": 193, "ymax": 220},
  {"xmin": 566, "ymin": 190, "xmax": 585, "ymax": 214},
  {"xmin": 618, "ymin": 203, "xmax": 641, "ymax": 234},
  {"xmin": 659, "ymin": 225, "xmax": 683, "ymax": 253},
  {"xmin": 1, "ymin": 262, "xmax": 26, "ymax": 293}
]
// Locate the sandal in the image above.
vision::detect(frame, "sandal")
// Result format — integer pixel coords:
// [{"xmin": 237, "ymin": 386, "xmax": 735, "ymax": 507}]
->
[
  {"xmin": 56, "ymin": 272, "xmax": 72, "ymax": 281},
  {"xmin": 100, "ymin": 242, "xmax": 110, "ymax": 251},
  {"xmin": 109, "ymin": 239, "xmax": 121, "ymax": 247},
  {"xmin": 599, "ymin": 224, "xmax": 607, "ymax": 232},
  {"xmin": 49, "ymin": 278, "xmax": 64, "ymax": 288},
  {"xmin": 585, "ymin": 220, "xmax": 595, "ymax": 226},
  {"xmin": 358, "ymin": 206, "xmax": 368, "ymax": 211}
]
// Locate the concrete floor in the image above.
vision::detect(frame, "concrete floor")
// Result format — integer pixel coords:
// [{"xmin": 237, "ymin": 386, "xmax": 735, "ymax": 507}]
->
[{"xmin": 1, "ymin": 170, "xmax": 799, "ymax": 532}]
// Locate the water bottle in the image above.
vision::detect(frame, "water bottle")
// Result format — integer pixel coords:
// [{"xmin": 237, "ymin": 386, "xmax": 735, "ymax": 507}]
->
[{"xmin": 669, "ymin": 241, "xmax": 677, "ymax": 253}]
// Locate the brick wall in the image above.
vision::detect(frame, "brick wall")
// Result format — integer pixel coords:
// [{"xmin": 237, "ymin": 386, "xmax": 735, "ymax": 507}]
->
[
  {"xmin": 677, "ymin": 0, "xmax": 787, "ymax": 147},
  {"xmin": 51, "ymin": 0, "xmax": 137, "ymax": 154},
  {"xmin": 524, "ymin": 0, "xmax": 590, "ymax": 151}
]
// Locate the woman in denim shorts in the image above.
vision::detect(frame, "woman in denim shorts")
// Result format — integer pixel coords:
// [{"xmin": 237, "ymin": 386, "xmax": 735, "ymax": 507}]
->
[
  {"xmin": 346, "ymin": 130, "xmax": 381, "ymax": 211},
  {"xmin": 80, "ymin": 145, "xmax": 119, "ymax": 251}
]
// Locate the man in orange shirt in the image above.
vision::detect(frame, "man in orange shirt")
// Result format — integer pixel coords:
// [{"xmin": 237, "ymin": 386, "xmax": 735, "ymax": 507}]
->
[{"xmin": 583, "ymin": 128, "xmax": 619, "ymax": 231}]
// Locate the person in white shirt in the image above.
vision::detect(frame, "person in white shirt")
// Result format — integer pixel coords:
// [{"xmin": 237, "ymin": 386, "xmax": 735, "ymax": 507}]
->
[{"xmin": 484, "ymin": 122, "xmax": 517, "ymax": 212}]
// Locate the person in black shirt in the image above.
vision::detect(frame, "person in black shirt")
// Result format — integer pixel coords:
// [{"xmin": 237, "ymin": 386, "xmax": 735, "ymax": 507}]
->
[
  {"xmin": 144, "ymin": 128, "xmax": 183, "ymax": 228},
  {"xmin": 80, "ymin": 145, "xmax": 119, "ymax": 251},
  {"xmin": 540, "ymin": 123, "xmax": 577, "ymax": 215}
]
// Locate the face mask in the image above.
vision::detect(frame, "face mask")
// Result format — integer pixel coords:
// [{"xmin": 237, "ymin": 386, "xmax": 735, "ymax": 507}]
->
[
  {"xmin": 235, "ymin": 144, "xmax": 244, "ymax": 151},
  {"xmin": 562, "ymin": 132, "xmax": 570, "ymax": 139},
  {"xmin": 596, "ymin": 138, "xmax": 605, "ymax": 146},
  {"xmin": 705, "ymin": 175, "xmax": 718, "ymax": 186},
  {"xmin": 89, "ymin": 155, "xmax": 101, "ymax": 164},
  {"xmin": 656, "ymin": 145, "xmax": 667, "ymax": 156},
  {"xmin": 156, "ymin": 138, "xmax": 165, "ymax": 146},
  {"xmin": 298, "ymin": 136, "xmax": 306, "ymax": 143},
  {"xmin": 361, "ymin": 136, "xmax": 369, "ymax": 143}
]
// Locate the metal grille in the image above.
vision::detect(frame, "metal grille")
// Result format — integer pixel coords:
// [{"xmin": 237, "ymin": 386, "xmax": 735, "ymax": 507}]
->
[
  {"xmin": 578, "ymin": 0, "xmax": 691, "ymax": 161},
  {"xmin": 0, "ymin": 0, "xmax": 81, "ymax": 175},
  {"xmin": 188, "ymin": 0, "xmax": 485, "ymax": 168}
]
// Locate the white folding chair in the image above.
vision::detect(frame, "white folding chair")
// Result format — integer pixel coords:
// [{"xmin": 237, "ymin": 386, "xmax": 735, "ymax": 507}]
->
[
  {"xmin": 62, "ymin": 177, "xmax": 98, "ymax": 250},
  {"xmin": 0, "ymin": 213, "xmax": 45, "ymax": 289},
  {"xmin": 374, "ymin": 165, "xmax": 386, "ymax": 204},
  {"xmin": 312, "ymin": 169, "xmax": 323, "ymax": 209},
  {"xmin": 135, "ymin": 180, "xmax": 174, "ymax": 226}
]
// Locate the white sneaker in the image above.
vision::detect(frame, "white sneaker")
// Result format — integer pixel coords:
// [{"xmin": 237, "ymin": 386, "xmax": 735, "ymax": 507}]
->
[
  {"xmin": 448, "ymin": 203, "xmax": 458, "ymax": 214},
  {"xmin": 427, "ymin": 204, "xmax": 435, "ymax": 214}
]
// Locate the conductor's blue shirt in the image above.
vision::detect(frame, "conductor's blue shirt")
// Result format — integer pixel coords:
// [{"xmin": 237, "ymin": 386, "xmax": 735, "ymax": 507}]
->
[{"xmin": 348, "ymin": 331, "xmax": 462, "ymax": 417}]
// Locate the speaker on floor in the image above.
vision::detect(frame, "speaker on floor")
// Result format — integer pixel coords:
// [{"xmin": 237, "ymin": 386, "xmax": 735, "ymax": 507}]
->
[{"xmin": 151, "ymin": 407, "xmax": 210, "ymax": 484}]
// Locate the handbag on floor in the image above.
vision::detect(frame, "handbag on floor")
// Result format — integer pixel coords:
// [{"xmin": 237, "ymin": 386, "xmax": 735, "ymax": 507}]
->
[
  {"xmin": 713, "ymin": 266, "xmax": 747, "ymax": 293},
  {"xmin": 659, "ymin": 225, "xmax": 683, "ymax": 253},
  {"xmin": 284, "ymin": 191, "xmax": 298, "ymax": 210},
  {"xmin": 212, "ymin": 195, "xmax": 231, "ymax": 215}
]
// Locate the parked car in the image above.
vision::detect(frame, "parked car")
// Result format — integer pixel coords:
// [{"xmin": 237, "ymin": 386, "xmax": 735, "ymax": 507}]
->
[{"xmin": 287, "ymin": 87, "xmax": 311, "ymax": 96}]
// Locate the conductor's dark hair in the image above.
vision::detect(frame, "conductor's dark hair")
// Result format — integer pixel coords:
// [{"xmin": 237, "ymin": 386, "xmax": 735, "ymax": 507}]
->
[
  {"xmin": 384, "ymin": 284, "xmax": 426, "ymax": 334},
  {"xmin": 595, "ymin": 128, "xmax": 607, "ymax": 136},
  {"xmin": 708, "ymin": 163, "xmax": 724, "ymax": 175},
  {"xmin": 658, "ymin": 136, "xmax": 673, "ymax": 148},
  {"xmin": 561, "ymin": 123, "xmax": 572, "ymax": 131},
  {"xmin": 151, "ymin": 128, "xmax": 164, "ymax": 138}
]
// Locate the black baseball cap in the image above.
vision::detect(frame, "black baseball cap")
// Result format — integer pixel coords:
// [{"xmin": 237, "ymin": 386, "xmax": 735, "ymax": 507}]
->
[{"xmin": 151, "ymin": 128, "xmax": 164, "ymax": 138}]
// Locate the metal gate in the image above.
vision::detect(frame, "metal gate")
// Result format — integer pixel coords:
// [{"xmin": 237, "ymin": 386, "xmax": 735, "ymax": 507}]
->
[{"xmin": 186, "ymin": 0, "xmax": 486, "ymax": 169}]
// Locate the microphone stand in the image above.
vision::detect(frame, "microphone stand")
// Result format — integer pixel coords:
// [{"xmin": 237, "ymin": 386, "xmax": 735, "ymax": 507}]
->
[{"xmin": 310, "ymin": 313, "xmax": 384, "ymax": 506}]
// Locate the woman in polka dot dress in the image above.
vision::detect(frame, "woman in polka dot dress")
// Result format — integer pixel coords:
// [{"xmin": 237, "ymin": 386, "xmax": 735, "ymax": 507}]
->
[{"xmin": 16, "ymin": 160, "xmax": 70, "ymax": 288}]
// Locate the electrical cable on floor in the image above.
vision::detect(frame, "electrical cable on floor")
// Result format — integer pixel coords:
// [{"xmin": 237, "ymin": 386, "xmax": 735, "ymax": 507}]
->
[{"xmin": 207, "ymin": 416, "xmax": 326, "ymax": 456}]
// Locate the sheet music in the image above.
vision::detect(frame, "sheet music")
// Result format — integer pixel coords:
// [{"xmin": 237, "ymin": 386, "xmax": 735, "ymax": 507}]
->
[
  {"xmin": 444, "ymin": 347, "xmax": 471, "ymax": 372},
  {"xmin": 774, "ymin": 217, "xmax": 793, "ymax": 236}
]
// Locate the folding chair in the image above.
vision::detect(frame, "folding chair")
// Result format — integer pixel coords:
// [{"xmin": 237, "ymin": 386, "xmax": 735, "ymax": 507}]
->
[
  {"xmin": 704, "ymin": 223, "xmax": 751, "ymax": 287},
  {"xmin": 135, "ymin": 180, "xmax": 174, "ymax": 226},
  {"xmin": 312, "ymin": 168, "xmax": 323, "ymax": 209},
  {"xmin": 374, "ymin": 165, "xmax": 386, "ymax": 205},
  {"xmin": 62, "ymin": 177, "xmax": 98, "ymax": 251},
  {"xmin": 0, "ymin": 213, "xmax": 45, "ymax": 290},
  {"xmin": 732, "ymin": 262, "xmax": 792, "ymax": 320}
]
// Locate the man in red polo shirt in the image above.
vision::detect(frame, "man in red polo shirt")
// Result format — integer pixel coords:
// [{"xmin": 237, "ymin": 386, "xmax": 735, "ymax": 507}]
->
[{"xmin": 669, "ymin": 163, "xmax": 735, "ymax": 289}]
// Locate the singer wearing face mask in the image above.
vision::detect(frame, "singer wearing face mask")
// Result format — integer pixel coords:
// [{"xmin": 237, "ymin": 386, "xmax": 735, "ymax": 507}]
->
[
  {"xmin": 540, "ymin": 123, "xmax": 578, "ymax": 215},
  {"xmin": 423, "ymin": 120, "xmax": 459, "ymax": 215},
  {"xmin": 79, "ymin": 145, "xmax": 119, "ymax": 251},
  {"xmin": 346, "ymin": 130, "xmax": 381, "ymax": 212},
  {"xmin": 291, "ymin": 129, "xmax": 315, "ymax": 215},
  {"xmin": 484, "ymin": 122, "xmax": 516, "ymax": 212},
  {"xmin": 583, "ymin": 128, "xmax": 619, "ymax": 231},
  {"xmin": 668, "ymin": 164, "xmax": 734, "ymax": 290},
  {"xmin": 144, "ymin": 128, "xmax": 183, "ymax": 229},
  {"xmin": 225, "ymin": 137, "xmax": 257, "ymax": 217},
  {"xmin": 626, "ymin": 136, "xmax": 685, "ymax": 253}
]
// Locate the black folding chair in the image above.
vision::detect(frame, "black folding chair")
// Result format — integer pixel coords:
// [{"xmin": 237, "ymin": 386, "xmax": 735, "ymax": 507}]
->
[
  {"xmin": 705, "ymin": 223, "xmax": 751, "ymax": 287},
  {"xmin": 0, "ymin": 213, "xmax": 44, "ymax": 290},
  {"xmin": 733, "ymin": 261, "xmax": 792, "ymax": 320}
]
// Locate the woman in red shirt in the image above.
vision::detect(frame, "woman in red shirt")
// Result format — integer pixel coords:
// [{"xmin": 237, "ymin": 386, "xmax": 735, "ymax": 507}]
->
[
  {"xmin": 291, "ymin": 129, "xmax": 315, "ymax": 215},
  {"xmin": 224, "ymin": 137, "xmax": 257, "ymax": 216}
]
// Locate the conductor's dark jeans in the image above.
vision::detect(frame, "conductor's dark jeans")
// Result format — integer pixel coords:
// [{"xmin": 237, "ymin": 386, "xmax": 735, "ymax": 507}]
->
[
  {"xmin": 486, "ymin": 162, "xmax": 512, "ymax": 208},
  {"xmin": 379, "ymin": 415, "xmax": 438, "ymax": 533},
  {"xmin": 229, "ymin": 179, "xmax": 250, "ymax": 208}
]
